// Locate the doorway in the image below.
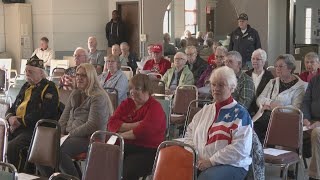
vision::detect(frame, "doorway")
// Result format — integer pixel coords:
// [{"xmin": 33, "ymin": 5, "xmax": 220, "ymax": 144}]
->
[{"xmin": 117, "ymin": 2, "xmax": 140, "ymax": 57}]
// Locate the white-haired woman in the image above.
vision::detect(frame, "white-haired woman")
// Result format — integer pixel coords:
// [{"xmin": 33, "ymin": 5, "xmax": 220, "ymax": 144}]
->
[
  {"xmin": 181, "ymin": 66, "xmax": 252, "ymax": 180},
  {"xmin": 100, "ymin": 54, "xmax": 128, "ymax": 104},
  {"xmin": 55, "ymin": 63, "xmax": 113, "ymax": 177},
  {"xmin": 245, "ymin": 49, "xmax": 274, "ymax": 116},
  {"xmin": 255, "ymin": 54, "xmax": 307, "ymax": 143},
  {"xmin": 299, "ymin": 52, "xmax": 320, "ymax": 82}
]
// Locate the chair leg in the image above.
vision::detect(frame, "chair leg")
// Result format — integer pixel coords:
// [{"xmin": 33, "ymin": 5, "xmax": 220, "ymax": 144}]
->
[
  {"xmin": 282, "ymin": 165, "xmax": 290, "ymax": 180},
  {"xmin": 295, "ymin": 163, "xmax": 299, "ymax": 180},
  {"xmin": 303, "ymin": 157, "xmax": 308, "ymax": 169},
  {"xmin": 73, "ymin": 161, "xmax": 82, "ymax": 178}
]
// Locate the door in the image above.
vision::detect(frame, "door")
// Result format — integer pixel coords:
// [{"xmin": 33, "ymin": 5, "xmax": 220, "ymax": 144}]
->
[{"xmin": 117, "ymin": 2, "xmax": 140, "ymax": 57}]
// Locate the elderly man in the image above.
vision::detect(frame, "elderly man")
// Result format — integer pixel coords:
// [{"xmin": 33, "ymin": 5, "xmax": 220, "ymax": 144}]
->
[
  {"xmin": 229, "ymin": 13, "xmax": 261, "ymax": 69},
  {"xmin": 300, "ymin": 52, "xmax": 320, "ymax": 82},
  {"xmin": 224, "ymin": 51, "xmax": 255, "ymax": 109},
  {"xmin": 32, "ymin": 37, "xmax": 55, "ymax": 72},
  {"xmin": 5, "ymin": 55, "xmax": 59, "ymax": 170},
  {"xmin": 87, "ymin": 36, "xmax": 105, "ymax": 74},
  {"xmin": 111, "ymin": 44, "xmax": 121, "ymax": 56},
  {"xmin": 142, "ymin": 44, "xmax": 171, "ymax": 76},
  {"xmin": 302, "ymin": 74, "xmax": 320, "ymax": 180},
  {"xmin": 60, "ymin": 47, "xmax": 89, "ymax": 90},
  {"xmin": 120, "ymin": 42, "xmax": 138, "ymax": 72},
  {"xmin": 185, "ymin": 45, "xmax": 208, "ymax": 83},
  {"xmin": 163, "ymin": 33, "xmax": 176, "ymax": 56},
  {"xmin": 162, "ymin": 52, "xmax": 194, "ymax": 93}
]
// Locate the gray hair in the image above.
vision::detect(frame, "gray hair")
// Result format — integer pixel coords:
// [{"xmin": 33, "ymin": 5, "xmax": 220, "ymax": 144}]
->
[
  {"xmin": 276, "ymin": 54, "xmax": 296, "ymax": 73},
  {"xmin": 305, "ymin": 52, "xmax": 319, "ymax": 62},
  {"xmin": 252, "ymin": 48, "xmax": 267, "ymax": 63},
  {"xmin": 106, "ymin": 54, "xmax": 121, "ymax": 69},
  {"xmin": 226, "ymin": 51, "xmax": 242, "ymax": 63},
  {"xmin": 175, "ymin": 52, "xmax": 187, "ymax": 60},
  {"xmin": 185, "ymin": 45, "xmax": 197, "ymax": 53},
  {"xmin": 210, "ymin": 66, "xmax": 237, "ymax": 92},
  {"xmin": 120, "ymin": 42, "xmax": 129, "ymax": 48},
  {"xmin": 75, "ymin": 47, "xmax": 89, "ymax": 60},
  {"xmin": 215, "ymin": 46, "xmax": 228, "ymax": 55}
]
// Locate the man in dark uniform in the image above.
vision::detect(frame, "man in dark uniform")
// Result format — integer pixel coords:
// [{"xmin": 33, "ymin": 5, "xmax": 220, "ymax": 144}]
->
[
  {"xmin": 229, "ymin": 13, "xmax": 261, "ymax": 69},
  {"xmin": 5, "ymin": 55, "xmax": 59, "ymax": 170}
]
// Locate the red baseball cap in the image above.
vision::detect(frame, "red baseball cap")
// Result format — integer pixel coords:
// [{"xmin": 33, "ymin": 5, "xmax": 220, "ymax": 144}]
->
[{"xmin": 151, "ymin": 44, "xmax": 162, "ymax": 53}]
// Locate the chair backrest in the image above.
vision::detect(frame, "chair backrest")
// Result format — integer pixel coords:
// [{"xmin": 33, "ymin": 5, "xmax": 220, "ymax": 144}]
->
[
  {"xmin": 0, "ymin": 162, "xmax": 18, "ymax": 180},
  {"xmin": 104, "ymin": 88, "xmax": 118, "ymax": 110},
  {"xmin": 27, "ymin": 119, "xmax": 60, "ymax": 170},
  {"xmin": 264, "ymin": 107, "xmax": 303, "ymax": 153},
  {"xmin": 0, "ymin": 59, "xmax": 12, "ymax": 79},
  {"xmin": 266, "ymin": 66, "xmax": 276, "ymax": 77},
  {"xmin": 49, "ymin": 173, "xmax": 79, "ymax": 180},
  {"xmin": 83, "ymin": 131, "xmax": 124, "ymax": 180},
  {"xmin": 121, "ymin": 66, "xmax": 133, "ymax": 80},
  {"xmin": 59, "ymin": 88, "xmax": 73, "ymax": 105},
  {"xmin": 52, "ymin": 68, "xmax": 66, "ymax": 77},
  {"xmin": 0, "ymin": 100, "xmax": 10, "ymax": 119},
  {"xmin": 150, "ymin": 79, "xmax": 165, "ymax": 95},
  {"xmin": 152, "ymin": 141, "xmax": 198, "ymax": 180},
  {"xmin": 50, "ymin": 60, "xmax": 69, "ymax": 76},
  {"xmin": 63, "ymin": 56, "xmax": 76, "ymax": 68},
  {"xmin": 6, "ymin": 84, "xmax": 23, "ymax": 103},
  {"xmin": 172, "ymin": 85, "xmax": 198, "ymax": 114},
  {"xmin": 0, "ymin": 118, "xmax": 9, "ymax": 162},
  {"xmin": 147, "ymin": 72, "xmax": 163, "ymax": 79},
  {"xmin": 152, "ymin": 94, "xmax": 172, "ymax": 140}
]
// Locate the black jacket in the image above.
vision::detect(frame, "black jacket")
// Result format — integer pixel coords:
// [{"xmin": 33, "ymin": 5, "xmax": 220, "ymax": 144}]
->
[
  {"xmin": 187, "ymin": 56, "xmax": 208, "ymax": 83},
  {"xmin": 5, "ymin": 79, "xmax": 60, "ymax": 130},
  {"xmin": 105, "ymin": 19, "xmax": 127, "ymax": 47},
  {"xmin": 246, "ymin": 69, "xmax": 274, "ymax": 115},
  {"xmin": 229, "ymin": 25, "xmax": 261, "ymax": 63}
]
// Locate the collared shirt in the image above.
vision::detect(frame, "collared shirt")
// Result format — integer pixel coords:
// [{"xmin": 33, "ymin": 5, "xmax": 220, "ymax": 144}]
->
[
  {"xmin": 252, "ymin": 70, "xmax": 265, "ymax": 94},
  {"xmin": 232, "ymin": 71, "xmax": 255, "ymax": 109}
]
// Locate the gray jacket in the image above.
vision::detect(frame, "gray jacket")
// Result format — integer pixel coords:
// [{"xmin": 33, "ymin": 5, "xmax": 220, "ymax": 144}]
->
[
  {"xmin": 99, "ymin": 70, "xmax": 128, "ymax": 104},
  {"xmin": 59, "ymin": 89, "xmax": 111, "ymax": 137},
  {"xmin": 302, "ymin": 74, "xmax": 320, "ymax": 120}
]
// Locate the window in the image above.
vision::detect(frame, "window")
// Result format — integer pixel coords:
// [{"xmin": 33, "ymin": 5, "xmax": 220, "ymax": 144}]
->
[
  {"xmin": 305, "ymin": 8, "xmax": 312, "ymax": 44},
  {"xmin": 185, "ymin": 0, "xmax": 197, "ymax": 34},
  {"xmin": 163, "ymin": 4, "xmax": 171, "ymax": 34}
]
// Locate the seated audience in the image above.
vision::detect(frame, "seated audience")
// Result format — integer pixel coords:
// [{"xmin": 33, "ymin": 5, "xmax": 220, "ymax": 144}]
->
[
  {"xmin": 163, "ymin": 33, "xmax": 176, "ymax": 56},
  {"xmin": 120, "ymin": 42, "xmax": 138, "ymax": 72},
  {"xmin": 207, "ymin": 41, "xmax": 222, "ymax": 65},
  {"xmin": 32, "ymin": 37, "xmax": 54, "ymax": 72},
  {"xmin": 60, "ymin": 47, "xmax": 89, "ymax": 90},
  {"xmin": 196, "ymin": 31, "xmax": 205, "ymax": 46},
  {"xmin": 111, "ymin": 44, "xmax": 121, "ymax": 56},
  {"xmin": 6, "ymin": 56, "xmax": 59, "ymax": 170},
  {"xmin": 142, "ymin": 44, "xmax": 171, "ymax": 76},
  {"xmin": 255, "ymin": 54, "xmax": 307, "ymax": 143},
  {"xmin": 185, "ymin": 45, "xmax": 208, "ymax": 83},
  {"xmin": 183, "ymin": 30, "xmax": 198, "ymax": 47},
  {"xmin": 99, "ymin": 54, "xmax": 128, "ymax": 104},
  {"xmin": 197, "ymin": 46, "xmax": 227, "ymax": 92},
  {"xmin": 181, "ymin": 66, "xmax": 252, "ymax": 180},
  {"xmin": 140, "ymin": 44, "xmax": 153, "ymax": 64},
  {"xmin": 177, "ymin": 39, "xmax": 187, "ymax": 53},
  {"xmin": 302, "ymin": 74, "xmax": 320, "ymax": 180},
  {"xmin": 87, "ymin": 36, "xmax": 105, "ymax": 74},
  {"xmin": 299, "ymin": 52, "xmax": 320, "ymax": 82},
  {"xmin": 162, "ymin": 52, "xmax": 194, "ymax": 93},
  {"xmin": 224, "ymin": 51, "xmax": 255, "ymax": 109},
  {"xmin": 107, "ymin": 74, "xmax": 166, "ymax": 180},
  {"xmin": 204, "ymin": 31, "xmax": 214, "ymax": 44},
  {"xmin": 50, "ymin": 63, "xmax": 112, "ymax": 178},
  {"xmin": 200, "ymin": 38, "xmax": 214, "ymax": 57},
  {"xmin": 245, "ymin": 49, "xmax": 274, "ymax": 116}
]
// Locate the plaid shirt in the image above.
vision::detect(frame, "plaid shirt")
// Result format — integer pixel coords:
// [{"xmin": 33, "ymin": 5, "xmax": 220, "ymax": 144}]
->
[
  {"xmin": 59, "ymin": 66, "xmax": 77, "ymax": 90},
  {"xmin": 232, "ymin": 71, "xmax": 255, "ymax": 109}
]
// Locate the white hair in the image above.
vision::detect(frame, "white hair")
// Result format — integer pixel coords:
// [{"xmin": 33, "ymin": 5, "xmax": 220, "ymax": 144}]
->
[
  {"xmin": 226, "ymin": 51, "xmax": 242, "ymax": 63},
  {"xmin": 215, "ymin": 46, "xmax": 228, "ymax": 55},
  {"xmin": 174, "ymin": 52, "xmax": 187, "ymax": 60},
  {"xmin": 74, "ymin": 47, "xmax": 89, "ymax": 59},
  {"xmin": 252, "ymin": 48, "xmax": 267, "ymax": 63},
  {"xmin": 210, "ymin": 66, "xmax": 237, "ymax": 92}
]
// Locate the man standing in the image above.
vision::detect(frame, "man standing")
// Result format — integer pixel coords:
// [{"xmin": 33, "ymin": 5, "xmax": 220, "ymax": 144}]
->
[
  {"xmin": 5, "ymin": 55, "xmax": 59, "ymax": 170},
  {"xmin": 106, "ymin": 10, "xmax": 127, "ymax": 48},
  {"xmin": 163, "ymin": 33, "xmax": 176, "ymax": 56},
  {"xmin": 87, "ymin": 36, "xmax": 105, "ymax": 74},
  {"xmin": 32, "ymin": 37, "xmax": 55, "ymax": 72},
  {"xmin": 229, "ymin": 13, "xmax": 261, "ymax": 69}
]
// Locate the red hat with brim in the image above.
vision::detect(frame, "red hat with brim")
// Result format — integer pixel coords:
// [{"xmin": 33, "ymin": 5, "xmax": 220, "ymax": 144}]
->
[{"xmin": 151, "ymin": 44, "xmax": 162, "ymax": 53}]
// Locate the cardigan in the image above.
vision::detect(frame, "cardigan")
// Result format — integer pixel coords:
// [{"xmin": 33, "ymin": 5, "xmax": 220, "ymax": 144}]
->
[
  {"xmin": 302, "ymin": 74, "xmax": 320, "ymax": 120},
  {"xmin": 162, "ymin": 66, "xmax": 194, "ymax": 89}
]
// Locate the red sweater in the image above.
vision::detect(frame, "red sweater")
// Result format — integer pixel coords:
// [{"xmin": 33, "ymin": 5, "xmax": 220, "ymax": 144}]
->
[
  {"xmin": 107, "ymin": 97, "xmax": 166, "ymax": 148},
  {"xmin": 207, "ymin": 53, "xmax": 216, "ymax": 65},
  {"xmin": 143, "ymin": 58, "xmax": 171, "ymax": 75},
  {"xmin": 299, "ymin": 69, "xmax": 320, "ymax": 82}
]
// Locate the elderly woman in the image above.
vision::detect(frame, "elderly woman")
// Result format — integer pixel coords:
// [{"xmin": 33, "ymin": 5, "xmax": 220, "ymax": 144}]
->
[
  {"xmin": 107, "ymin": 74, "xmax": 166, "ymax": 180},
  {"xmin": 100, "ymin": 54, "xmax": 128, "ymax": 104},
  {"xmin": 299, "ymin": 52, "xmax": 320, "ymax": 82},
  {"xmin": 162, "ymin": 52, "xmax": 194, "ymax": 93},
  {"xmin": 182, "ymin": 66, "xmax": 252, "ymax": 180},
  {"xmin": 255, "ymin": 54, "xmax": 307, "ymax": 143},
  {"xmin": 56, "ymin": 63, "xmax": 113, "ymax": 177},
  {"xmin": 245, "ymin": 49, "xmax": 274, "ymax": 115}
]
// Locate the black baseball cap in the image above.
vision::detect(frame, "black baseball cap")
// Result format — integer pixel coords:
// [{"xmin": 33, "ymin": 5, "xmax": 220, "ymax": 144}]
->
[{"xmin": 238, "ymin": 13, "xmax": 248, "ymax": 20}]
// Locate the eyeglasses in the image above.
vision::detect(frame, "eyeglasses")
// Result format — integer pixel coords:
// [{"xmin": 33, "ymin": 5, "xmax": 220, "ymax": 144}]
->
[
  {"xmin": 215, "ymin": 55, "xmax": 225, "ymax": 59},
  {"xmin": 186, "ymin": 53, "xmax": 196, "ymax": 57},
  {"xmin": 75, "ymin": 73, "xmax": 87, "ymax": 78},
  {"xmin": 73, "ymin": 54, "xmax": 86, "ymax": 59},
  {"xmin": 274, "ymin": 65, "xmax": 287, "ymax": 69},
  {"xmin": 174, "ymin": 58, "xmax": 185, "ymax": 62},
  {"xmin": 105, "ymin": 60, "xmax": 116, "ymax": 64},
  {"xmin": 251, "ymin": 58, "xmax": 263, "ymax": 61}
]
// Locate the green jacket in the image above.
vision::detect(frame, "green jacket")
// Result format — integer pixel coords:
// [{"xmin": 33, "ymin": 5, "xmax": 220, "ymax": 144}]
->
[{"xmin": 162, "ymin": 66, "xmax": 194, "ymax": 89}]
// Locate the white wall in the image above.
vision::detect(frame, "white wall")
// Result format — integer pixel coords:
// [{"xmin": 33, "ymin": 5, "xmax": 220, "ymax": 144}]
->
[{"xmin": 0, "ymin": 2, "xmax": 5, "ymax": 52}]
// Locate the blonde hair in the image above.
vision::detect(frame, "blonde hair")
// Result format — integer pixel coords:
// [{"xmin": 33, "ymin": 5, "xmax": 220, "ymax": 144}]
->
[{"xmin": 76, "ymin": 63, "xmax": 114, "ymax": 112}]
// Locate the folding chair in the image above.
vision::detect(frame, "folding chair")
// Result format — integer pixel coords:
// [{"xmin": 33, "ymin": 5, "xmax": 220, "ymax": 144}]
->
[
  {"xmin": 49, "ymin": 172, "xmax": 79, "ymax": 180},
  {"xmin": 263, "ymin": 107, "xmax": 303, "ymax": 180},
  {"xmin": 151, "ymin": 140, "xmax": 198, "ymax": 180},
  {"xmin": 150, "ymin": 79, "xmax": 165, "ymax": 95},
  {"xmin": 6, "ymin": 84, "xmax": 23, "ymax": 103},
  {"xmin": 0, "ymin": 118, "xmax": 9, "ymax": 162},
  {"xmin": 0, "ymin": 162, "xmax": 18, "ymax": 180},
  {"xmin": 83, "ymin": 130, "xmax": 124, "ymax": 180},
  {"xmin": 147, "ymin": 72, "xmax": 163, "ymax": 79},
  {"xmin": 104, "ymin": 87, "xmax": 119, "ymax": 110},
  {"xmin": 152, "ymin": 94, "xmax": 172, "ymax": 140},
  {"xmin": 52, "ymin": 68, "xmax": 65, "ymax": 77},
  {"xmin": 121, "ymin": 66, "xmax": 133, "ymax": 80},
  {"xmin": 26, "ymin": 119, "xmax": 61, "ymax": 173},
  {"xmin": 0, "ymin": 100, "xmax": 10, "ymax": 119},
  {"xmin": 267, "ymin": 66, "xmax": 276, "ymax": 77}
]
